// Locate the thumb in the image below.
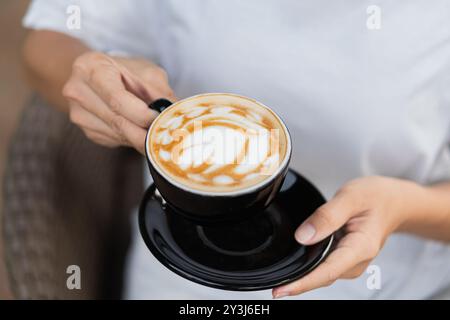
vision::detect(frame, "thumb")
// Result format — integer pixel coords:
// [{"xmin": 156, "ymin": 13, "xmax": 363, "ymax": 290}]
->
[{"xmin": 294, "ymin": 194, "xmax": 359, "ymax": 245}]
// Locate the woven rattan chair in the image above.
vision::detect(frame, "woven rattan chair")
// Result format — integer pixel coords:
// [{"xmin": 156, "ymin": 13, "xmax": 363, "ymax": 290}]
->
[{"xmin": 2, "ymin": 95, "xmax": 143, "ymax": 299}]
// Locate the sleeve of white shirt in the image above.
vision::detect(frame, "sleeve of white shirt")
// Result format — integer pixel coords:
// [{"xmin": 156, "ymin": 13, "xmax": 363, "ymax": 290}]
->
[{"xmin": 23, "ymin": 0, "xmax": 159, "ymax": 59}]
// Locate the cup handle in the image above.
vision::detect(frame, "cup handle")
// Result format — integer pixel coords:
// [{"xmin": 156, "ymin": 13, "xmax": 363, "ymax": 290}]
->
[{"xmin": 148, "ymin": 98, "xmax": 173, "ymax": 113}]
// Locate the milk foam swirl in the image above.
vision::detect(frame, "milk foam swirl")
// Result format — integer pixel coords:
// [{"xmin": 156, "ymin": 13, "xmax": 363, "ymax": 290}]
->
[{"xmin": 149, "ymin": 96, "xmax": 286, "ymax": 192}]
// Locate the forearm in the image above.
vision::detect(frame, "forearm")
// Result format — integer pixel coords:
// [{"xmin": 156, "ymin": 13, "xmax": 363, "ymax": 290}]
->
[
  {"xmin": 22, "ymin": 30, "xmax": 90, "ymax": 112},
  {"xmin": 398, "ymin": 181, "xmax": 450, "ymax": 242}
]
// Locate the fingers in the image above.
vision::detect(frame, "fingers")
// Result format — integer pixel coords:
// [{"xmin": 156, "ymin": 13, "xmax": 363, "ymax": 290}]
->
[
  {"xmin": 83, "ymin": 129, "xmax": 123, "ymax": 148},
  {"xmin": 273, "ymin": 228, "xmax": 380, "ymax": 298},
  {"xmin": 65, "ymin": 76, "xmax": 120, "ymax": 126},
  {"xmin": 88, "ymin": 65, "xmax": 158, "ymax": 128},
  {"xmin": 294, "ymin": 191, "xmax": 365, "ymax": 245},
  {"xmin": 112, "ymin": 116, "xmax": 147, "ymax": 155},
  {"xmin": 273, "ymin": 238, "xmax": 365, "ymax": 298},
  {"xmin": 64, "ymin": 52, "xmax": 174, "ymax": 154},
  {"xmin": 118, "ymin": 62, "xmax": 177, "ymax": 103},
  {"xmin": 69, "ymin": 102, "xmax": 122, "ymax": 141},
  {"xmin": 65, "ymin": 82, "xmax": 147, "ymax": 154}
]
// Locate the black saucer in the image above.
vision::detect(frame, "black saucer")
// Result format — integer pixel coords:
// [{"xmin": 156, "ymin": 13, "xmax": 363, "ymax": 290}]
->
[{"xmin": 139, "ymin": 169, "xmax": 334, "ymax": 291}]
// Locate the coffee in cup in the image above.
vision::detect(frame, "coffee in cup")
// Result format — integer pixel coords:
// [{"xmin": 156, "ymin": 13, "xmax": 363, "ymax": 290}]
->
[
  {"xmin": 145, "ymin": 93, "xmax": 291, "ymax": 221},
  {"xmin": 148, "ymin": 94, "xmax": 288, "ymax": 193}
]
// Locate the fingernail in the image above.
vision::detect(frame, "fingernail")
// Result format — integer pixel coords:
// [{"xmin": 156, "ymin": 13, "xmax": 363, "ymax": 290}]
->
[
  {"xmin": 273, "ymin": 291, "xmax": 290, "ymax": 299},
  {"xmin": 295, "ymin": 223, "xmax": 316, "ymax": 244}
]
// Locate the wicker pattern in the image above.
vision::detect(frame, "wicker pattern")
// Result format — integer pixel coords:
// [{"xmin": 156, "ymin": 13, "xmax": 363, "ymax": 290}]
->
[{"xmin": 2, "ymin": 96, "xmax": 143, "ymax": 299}]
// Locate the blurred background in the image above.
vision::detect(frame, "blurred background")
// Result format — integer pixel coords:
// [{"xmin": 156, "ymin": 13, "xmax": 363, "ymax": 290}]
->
[
  {"xmin": 0, "ymin": 0, "xmax": 30, "ymax": 299},
  {"xmin": 0, "ymin": 1, "xmax": 136, "ymax": 300}
]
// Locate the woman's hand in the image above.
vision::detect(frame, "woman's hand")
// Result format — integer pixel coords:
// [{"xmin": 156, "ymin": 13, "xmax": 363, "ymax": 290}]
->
[
  {"xmin": 272, "ymin": 176, "xmax": 427, "ymax": 299},
  {"xmin": 63, "ymin": 51, "xmax": 176, "ymax": 154}
]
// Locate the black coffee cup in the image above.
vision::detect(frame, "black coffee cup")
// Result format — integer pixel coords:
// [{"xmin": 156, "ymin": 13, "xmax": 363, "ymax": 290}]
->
[{"xmin": 145, "ymin": 93, "xmax": 292, "ymax": 223}]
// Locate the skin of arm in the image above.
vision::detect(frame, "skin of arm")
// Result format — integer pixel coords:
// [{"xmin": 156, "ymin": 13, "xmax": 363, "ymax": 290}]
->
[
  {"xmin": 400, "ymin": 181, "xmax": 450, "ymax": 241},
  {"xmin": 22, "ymin": 30, "xmax": 90, "ymax": 112}
]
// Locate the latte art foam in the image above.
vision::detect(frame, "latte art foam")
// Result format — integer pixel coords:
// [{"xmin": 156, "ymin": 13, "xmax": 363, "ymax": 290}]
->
[{"xmin": 148, "ymin": 94, "xmax": 288, "ymax": 192}]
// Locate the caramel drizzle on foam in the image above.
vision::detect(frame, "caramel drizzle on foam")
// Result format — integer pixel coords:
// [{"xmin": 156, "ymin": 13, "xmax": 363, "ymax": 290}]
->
[{"xmin": 151, "ymin": 102, "xmax": 283, "ymax": 190}]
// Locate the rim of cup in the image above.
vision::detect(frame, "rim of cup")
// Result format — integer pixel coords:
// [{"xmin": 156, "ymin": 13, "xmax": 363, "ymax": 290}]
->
[{"xmin": 145, "ymin": 93, "xmax": 292, "ymax": 196}]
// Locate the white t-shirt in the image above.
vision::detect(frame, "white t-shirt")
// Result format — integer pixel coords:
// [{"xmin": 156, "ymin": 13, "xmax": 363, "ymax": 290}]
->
[{"xmin": 24, "ymin": 0, "xmax": 450, "ymax": 299}]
